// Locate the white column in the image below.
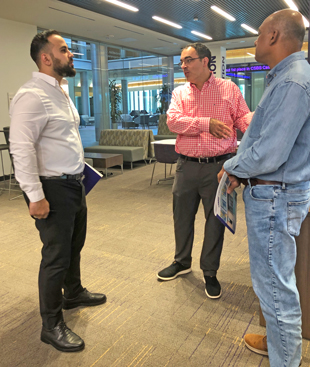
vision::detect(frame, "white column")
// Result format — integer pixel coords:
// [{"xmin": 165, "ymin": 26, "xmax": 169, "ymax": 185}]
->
[
  {"xmin": 94, "ymin": 44, "xmax": 111, "ymax": 139},
  {"xmin": 80, "ymin": 71, "xmax": 90, "ymax": 116},
  {"xmin": 209, "ymin": 46, "xmax": 226, "ymax": 79}
]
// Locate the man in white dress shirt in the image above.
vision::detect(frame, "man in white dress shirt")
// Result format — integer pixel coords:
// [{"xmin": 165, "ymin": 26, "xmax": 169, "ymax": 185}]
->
[{"xmin": 10, "ymin": 30, "xmax": 106, "ymax": 352}]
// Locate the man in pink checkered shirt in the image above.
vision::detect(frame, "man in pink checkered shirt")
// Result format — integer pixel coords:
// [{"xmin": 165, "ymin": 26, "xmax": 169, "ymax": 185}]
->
[{"xmin": 157, "ymin": 42, "xmax": 252, "ymax": 298}]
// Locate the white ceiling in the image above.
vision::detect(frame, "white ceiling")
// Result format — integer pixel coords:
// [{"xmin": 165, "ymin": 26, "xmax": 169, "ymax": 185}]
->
[{"xmin": 0, "ymin": 0, "xmax": 261, "ymax": 55}]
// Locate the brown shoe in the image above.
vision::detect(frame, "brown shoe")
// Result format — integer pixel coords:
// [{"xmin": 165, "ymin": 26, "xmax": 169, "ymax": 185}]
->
[
  {"xmin": 244, "ymin": 334, "xmax": 268, "ymax": 356},
  {"xmin": 244, "ymin": 334, "xmax": 303, "ymax": 365}
]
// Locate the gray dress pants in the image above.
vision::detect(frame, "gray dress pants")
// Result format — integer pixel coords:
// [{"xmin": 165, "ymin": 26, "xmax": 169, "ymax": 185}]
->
[{"xmin": 173, "ymin": 156, "xmax": 226, "ymax": 276}]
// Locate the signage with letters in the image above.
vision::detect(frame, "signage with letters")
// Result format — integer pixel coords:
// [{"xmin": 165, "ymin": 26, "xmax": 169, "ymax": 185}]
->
[{"xmin": 226, "ymin": 64, "xmax": 271, "ymax": 73}]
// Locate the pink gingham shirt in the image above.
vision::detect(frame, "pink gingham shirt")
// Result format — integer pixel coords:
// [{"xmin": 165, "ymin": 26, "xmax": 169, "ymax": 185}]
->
[{"xmin": 167, "ymin": 73, "xmax": 252, "ymax": 157}]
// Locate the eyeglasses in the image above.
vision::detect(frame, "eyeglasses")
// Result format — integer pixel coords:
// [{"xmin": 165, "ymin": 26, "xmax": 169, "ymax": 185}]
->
[{"xmin": 178, "ymin": 57, "xmax": 201, "ymax": 67}]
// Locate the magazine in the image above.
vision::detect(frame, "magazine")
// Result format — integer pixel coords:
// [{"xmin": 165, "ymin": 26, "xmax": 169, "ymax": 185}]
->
[{"xmin": 214, "ymin": 172, "xmax": 237, "ymax": 234}]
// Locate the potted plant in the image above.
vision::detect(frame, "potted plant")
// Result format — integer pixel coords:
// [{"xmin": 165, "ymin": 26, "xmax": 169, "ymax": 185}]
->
[
  {"xmin": 109, "ymin": 79, "xmax": 122, "ymax": 129},
  {"xmin": 155, "ymin": 84, "xmax": 172, "ymax": 114}
]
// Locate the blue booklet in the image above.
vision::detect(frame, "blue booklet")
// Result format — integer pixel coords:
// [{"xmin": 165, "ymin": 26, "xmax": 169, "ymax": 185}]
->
[{"xmin": 82, "ymin": 162, "xmax": 103, "ymax": 195}]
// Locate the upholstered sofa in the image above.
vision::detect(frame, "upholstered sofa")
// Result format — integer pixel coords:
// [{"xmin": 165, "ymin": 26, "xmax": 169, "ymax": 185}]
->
[
  {"xmin": 84, "ymin": 129, "xmax": 155, "ymax": 169},
  {"xmin": 154, "ymin": 114, "xmax": 177, "ymax": 140}
]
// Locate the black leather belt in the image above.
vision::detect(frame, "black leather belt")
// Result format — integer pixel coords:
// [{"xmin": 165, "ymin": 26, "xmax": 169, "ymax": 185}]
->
[
  {"xmin": 240, "ymin": 178, "xmax": 282, "ymax": 187},
  {"xmin": 180, "ymin": 153, "xmax": 232, "ymax": 164},
  {"xmin": 40, "ymin": 173, "xmax": 84, "ymax": 181}
]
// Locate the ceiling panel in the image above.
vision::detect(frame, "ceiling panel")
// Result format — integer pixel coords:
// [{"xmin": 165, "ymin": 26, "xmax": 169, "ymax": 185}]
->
[
  {"xmin": 0, "ymin": 0, "xmax": 308, "ymax": 56},
  {"xmin": 59, "ymin": 0, "xmax": 309, "ymax": 42}
]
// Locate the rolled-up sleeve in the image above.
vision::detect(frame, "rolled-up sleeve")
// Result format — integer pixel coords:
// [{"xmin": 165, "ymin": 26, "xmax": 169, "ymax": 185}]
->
[
  {"xmin": 231, "ymin": 85, "xmax": 253, "ymax": 133},
  {"xmin": 167, "ymin": 88, "xmax": 210, "ymax": 136}
]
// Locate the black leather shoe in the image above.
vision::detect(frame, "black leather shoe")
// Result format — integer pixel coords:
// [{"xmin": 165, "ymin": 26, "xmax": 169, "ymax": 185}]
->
[
  {"xmin": 63, "ymin": 288, "xmax": 107, "ymax": 310},
  {"xmin": 41, "ymin": 321, "xmax": 85, "ymax": 352}
]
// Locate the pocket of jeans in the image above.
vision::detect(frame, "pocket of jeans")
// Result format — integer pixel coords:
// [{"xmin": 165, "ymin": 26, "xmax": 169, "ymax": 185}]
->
[
  {"xmin": 249, "ymin": 185, "xmax": 274, "ymax": 202},
  {"xmin": 287, "ymin": 197, "xmax": 310, "ymax": 236}
]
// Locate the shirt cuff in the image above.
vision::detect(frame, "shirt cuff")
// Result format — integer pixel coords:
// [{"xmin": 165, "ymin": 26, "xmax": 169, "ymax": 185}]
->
[
  {"xmin": 224, "ymin": 156, "xmax": 250, "ymax": 179},
  {"xmin": 223, "ymin": 157, "xmax": 236, "ymax": 175},
  {"xmin": 200, "ymin": 117, "xmax": 210, "ymax": 133},
  {"xmin": 24, "ymin": 188, "xmax": 45, "ymax": 203}
]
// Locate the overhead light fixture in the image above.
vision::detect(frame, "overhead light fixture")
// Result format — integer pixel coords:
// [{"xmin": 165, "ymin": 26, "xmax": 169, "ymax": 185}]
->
[
  {"xmin": 211, "ymin": 5, "xmax": 236, "ymax": 21},
  {"xmin": 283, "ymin": 0, "xmax": 298, "ymax": 11},
  {"xmin": 72, "ymin": 52, "xmax": 84, "ymax": 56},
  {"xmin": 191, "ymin": 31, "xmax": 212, "ymax": 40},
  {"xmin": 303, "ymin": 16, "xmax": 309, "ymax": 28},
  {"xmin": 283, "ymin": 0, "xmax": 309, "ymax": 27},
  {"xmin": 241, "ymin": 24, "xmax": 258, "ymax": 34},
  {"xmin": 247, "ymin": 52, "xmax": 255, "ymax": 57},
  {"xmin": 152, "ymin": 16, "xmax": 182, "ymax": 29},
  {"xmin": 105, "ymin": 0, "xmax": 139, "ymax": 12}
]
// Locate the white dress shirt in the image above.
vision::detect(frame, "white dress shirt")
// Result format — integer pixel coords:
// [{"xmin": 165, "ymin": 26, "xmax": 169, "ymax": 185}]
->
[{"xmin": 10, "ymin": 72, "xmax": 84, "ymax": 203}]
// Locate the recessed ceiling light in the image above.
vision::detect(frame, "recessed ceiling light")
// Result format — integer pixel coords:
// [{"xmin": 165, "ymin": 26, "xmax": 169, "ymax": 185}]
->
[
  {"xmin": 303, "ymin": 16, "xmax": 309, "ymax": 27},
  {"xmin": 283, "ymin": 0, "xmax": 298, "ymax": 11},
  {"xmin": 152, "ymin": 16, "xmax": 182, "ymax": 29},
  {"xmin": 241, "ymin": 24, "xmax": 258, "ymax": 34},
  {"xmin": 105, "ymin": 0, "xmax": 139, "ymax": 12},
  {"xmin": 191, "ymin": 31, "xmax": 212, "ymax": 40},
  {"xmin": 283, "ymin": 0, "xmax": 309, "ymax": 27},
  {"xmin": 211, "ymin": 5, "xmax": 236, "ymax": 21}
]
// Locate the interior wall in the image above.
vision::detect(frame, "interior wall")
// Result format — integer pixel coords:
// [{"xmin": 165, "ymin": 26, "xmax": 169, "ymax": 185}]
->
[{"xmin": 0, "ymin": 18, "xmax": 36, "ymax": 174}]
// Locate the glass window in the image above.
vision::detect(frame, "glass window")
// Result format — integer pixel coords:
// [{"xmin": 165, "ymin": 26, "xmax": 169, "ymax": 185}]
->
[{"xmin": 40, "ymin": 28, "xmax": 170, "ymax": 142}]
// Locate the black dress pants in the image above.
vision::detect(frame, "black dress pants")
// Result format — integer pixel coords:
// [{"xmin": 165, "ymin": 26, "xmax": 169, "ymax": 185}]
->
[{"xmin": 24, "ymin": 179, "xmax": 87, "ymax": 329}]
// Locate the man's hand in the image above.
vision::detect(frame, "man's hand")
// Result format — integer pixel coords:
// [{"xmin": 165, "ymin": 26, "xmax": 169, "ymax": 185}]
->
[
  {"xmin": 29, "ymin": 198, "xmax": 50, "ymax": 219},
  {"xmin": 217, "ymin": 167, "xmax": 240, "ymax": 194},
  {"xmin": 217, "ymin": 167, "xmax": 226, "ymax": 182},
  {"xmin": 210, "ymin": 119, "xmax": 232, "ymax": 139},
  {"xmin": 226, "ymin": 175, "xmax": 240, "ymax": 194}
]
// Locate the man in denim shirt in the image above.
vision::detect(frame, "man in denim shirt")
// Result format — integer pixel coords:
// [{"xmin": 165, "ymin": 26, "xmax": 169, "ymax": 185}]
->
[{"xmin": 219, "ymin": 9, "xmax": 310, "ymax": 367}]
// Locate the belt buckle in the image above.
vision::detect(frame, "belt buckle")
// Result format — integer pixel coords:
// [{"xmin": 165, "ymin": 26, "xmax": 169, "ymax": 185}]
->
[{"xmin": 198, "ymin": 157, "xmax": 208, "ymax": 164}]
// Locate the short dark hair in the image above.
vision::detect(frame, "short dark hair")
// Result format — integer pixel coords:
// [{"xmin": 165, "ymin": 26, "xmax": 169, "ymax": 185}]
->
[
  {"xmin": 182, "ymin": 42, "xmax": 211, "ymax": 68},
  {"xmin": 30, "ymin": 29, "xmax": 60, "ymax": 66}
]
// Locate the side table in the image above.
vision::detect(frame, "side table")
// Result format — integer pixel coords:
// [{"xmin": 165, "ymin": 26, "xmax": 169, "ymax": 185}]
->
[{"xmin": 84, "ymin": 152, "xmax": 123, "ymax": 179}]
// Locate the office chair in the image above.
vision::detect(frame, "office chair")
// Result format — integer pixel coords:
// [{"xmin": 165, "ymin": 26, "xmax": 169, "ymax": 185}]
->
[
  {"xmin": 150, "ymin": 143, "xmax": 179, "ymax": 185},
  {"xmin": 3, "ymin": 126, "xmax": 22, "ymax": 200},
  {"xmin": 0, "ymin": 133, "xmax": 9, "ymax": 193}
]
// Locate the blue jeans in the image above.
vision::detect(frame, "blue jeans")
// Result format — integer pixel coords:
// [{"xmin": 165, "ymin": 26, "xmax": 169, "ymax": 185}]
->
[{"xmin": 243, "ymin": 181, "xmax": 310, "ymax": 367}]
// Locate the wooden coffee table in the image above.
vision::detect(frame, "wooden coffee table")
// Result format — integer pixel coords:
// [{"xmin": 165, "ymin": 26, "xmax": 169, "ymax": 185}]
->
[{"xmin": 84, "ymin": 152, "xmax": 123, "ymax": 179}]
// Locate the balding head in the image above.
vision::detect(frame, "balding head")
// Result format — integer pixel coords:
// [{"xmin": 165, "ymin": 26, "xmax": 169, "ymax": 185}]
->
[
  {"xmin": 267, "ymin": 9, "xmax": 305, "ymax": 48},
  {"xmin": 254, "ymin": 9, "xmax": 305, "ymax": 68}
]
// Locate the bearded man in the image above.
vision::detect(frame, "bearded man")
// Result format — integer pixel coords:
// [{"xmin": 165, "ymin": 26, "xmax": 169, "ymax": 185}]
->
[{"xmin": 10, "ymin": 30, "xmax": 106, "ymax": 352}]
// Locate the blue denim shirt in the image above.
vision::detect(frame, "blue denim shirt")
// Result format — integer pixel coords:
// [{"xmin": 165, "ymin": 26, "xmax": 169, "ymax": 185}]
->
[{"xmin": 224, "ymin": 51, "xmax": 310, "ymax": 184}]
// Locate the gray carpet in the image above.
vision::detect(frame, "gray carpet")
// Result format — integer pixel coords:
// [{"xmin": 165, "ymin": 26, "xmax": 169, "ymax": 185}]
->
[{"xmin": 0, "ymin": 163, "xmax": 309, "ymax": 367}]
